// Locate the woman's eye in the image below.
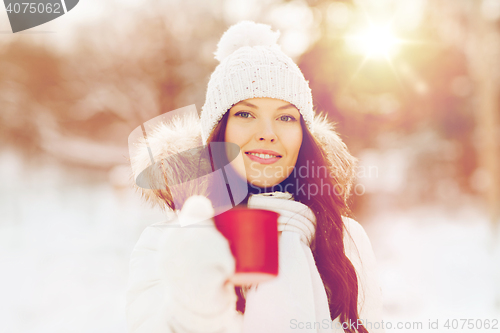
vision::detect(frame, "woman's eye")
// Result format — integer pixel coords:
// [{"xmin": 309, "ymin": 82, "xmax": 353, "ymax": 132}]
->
[
  {"xmin": 279, "ymin": 115, "xmax": 296, "ymax": 122},
  {"xmin": 235, "ymin": 111, "xmax": 252, "ymax": 118}
]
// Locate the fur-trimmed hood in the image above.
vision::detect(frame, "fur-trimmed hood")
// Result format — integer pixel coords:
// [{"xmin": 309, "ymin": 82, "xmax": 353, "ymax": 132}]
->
[{"xmin": 129, "ymin": 108, "xmax": 357, "ymax": 211}]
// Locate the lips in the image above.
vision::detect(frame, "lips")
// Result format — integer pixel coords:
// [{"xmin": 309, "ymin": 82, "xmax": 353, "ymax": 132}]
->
[
  {"xmin": 245, "ymin": 149, "xmax": 282, "ymax": 157},
  {"xmin": 245, "ymin": 149, "xmax": 282, "ymax": 164}
]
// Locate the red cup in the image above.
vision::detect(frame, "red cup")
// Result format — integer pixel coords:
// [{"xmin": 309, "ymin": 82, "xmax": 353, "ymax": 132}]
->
[{"xmin": 214, "ymin": 207, "xmax": 279, "ymax": 286}]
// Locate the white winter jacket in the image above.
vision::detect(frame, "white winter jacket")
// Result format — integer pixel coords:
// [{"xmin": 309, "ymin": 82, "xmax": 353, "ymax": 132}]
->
[
  {"xmin": 126, "ymin": 214, "xmax": 384, "ymax": 333},
  {"xmin": 126, "ymin": 108, "xmax": 385, "ymax": 332}
]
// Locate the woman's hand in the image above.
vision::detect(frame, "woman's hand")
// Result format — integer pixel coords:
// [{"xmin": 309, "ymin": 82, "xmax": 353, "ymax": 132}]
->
[
  {"xmin": 126, "ymin": 196, "xmax": 243, "ymax": 333},
  {"xmin": 162, "ymin": 196, "xmax": 240, "ymax": 331}
]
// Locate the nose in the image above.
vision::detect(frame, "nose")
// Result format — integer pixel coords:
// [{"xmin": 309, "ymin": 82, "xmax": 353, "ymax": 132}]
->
[{"xmin": 256, "ymin": 120, "xmax": 277, "ymax": 142}]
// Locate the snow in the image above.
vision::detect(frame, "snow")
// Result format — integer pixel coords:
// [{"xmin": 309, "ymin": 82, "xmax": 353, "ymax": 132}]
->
[
  {"xmin": 1, "ymin": 149, "xmax": 499, "ymax": 332},
  {"xmin": 0, "ymin": 150, "xmax": 165, "ymax": 333},
  {"xmin": 364, "ymin": 204, "xmax": 500, "ymax": 332}
]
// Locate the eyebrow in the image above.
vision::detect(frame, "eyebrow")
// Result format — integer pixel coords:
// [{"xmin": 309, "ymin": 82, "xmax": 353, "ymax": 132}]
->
[{"xmin": 234, "ymin": 101, "xmax": 297, "ymax": 110}]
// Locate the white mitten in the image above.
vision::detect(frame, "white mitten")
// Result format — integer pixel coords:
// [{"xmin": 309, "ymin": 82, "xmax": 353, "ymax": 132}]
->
[{"xmin": 126, "ymin": 196, "xmax": 243, "ymax": 333}]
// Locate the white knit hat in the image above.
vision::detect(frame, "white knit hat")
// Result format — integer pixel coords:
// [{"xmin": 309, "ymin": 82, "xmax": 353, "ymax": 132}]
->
[{"xmin": 200, "ymin": 21, "xmax": 314, "ymax": 144}]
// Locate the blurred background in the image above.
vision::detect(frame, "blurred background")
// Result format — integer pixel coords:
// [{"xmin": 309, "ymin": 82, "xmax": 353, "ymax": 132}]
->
[{"xmin": 1, "ymin": 0, "xmax": 499, "ymax": 332}]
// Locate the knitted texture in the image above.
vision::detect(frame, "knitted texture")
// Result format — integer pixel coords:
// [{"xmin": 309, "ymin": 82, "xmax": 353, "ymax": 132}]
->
[{"xmin": 200, "ymin": 21, "xmax": 314, "ymax": 144}]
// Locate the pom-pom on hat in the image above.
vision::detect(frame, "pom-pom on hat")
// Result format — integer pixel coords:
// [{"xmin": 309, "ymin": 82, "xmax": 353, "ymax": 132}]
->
[{"xmin": 200, "ymin": 21, "xmax": 314, "ymax": 144}]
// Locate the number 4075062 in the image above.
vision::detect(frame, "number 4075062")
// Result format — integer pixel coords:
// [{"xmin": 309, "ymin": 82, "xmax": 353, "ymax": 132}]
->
[
  {"xmin": 6, "ymin": 2, "xmax": 61, "ymax": 14},
  {"xmin": 444, "ymin": 319, "xmax": 499, "ymax": 330}
]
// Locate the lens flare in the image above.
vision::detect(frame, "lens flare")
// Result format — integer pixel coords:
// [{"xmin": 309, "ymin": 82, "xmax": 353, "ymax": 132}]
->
[{"xmin": 347, "ymin": 25, "xmax": 400, "ymax": 59}]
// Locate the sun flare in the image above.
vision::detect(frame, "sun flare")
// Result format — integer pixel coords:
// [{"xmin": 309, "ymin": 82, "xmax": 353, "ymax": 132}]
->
[{"xmin": 346, "ymin": 25, "xmax": 400, "ymax": 59}]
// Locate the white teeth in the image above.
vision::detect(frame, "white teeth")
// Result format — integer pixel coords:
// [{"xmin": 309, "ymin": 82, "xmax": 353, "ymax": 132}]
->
[{"xmin": 247, "ymin": 152, "xmax": 279, "ymax": 159}]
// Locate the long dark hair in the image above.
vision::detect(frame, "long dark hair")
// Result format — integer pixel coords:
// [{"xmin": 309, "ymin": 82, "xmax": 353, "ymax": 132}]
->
[{"xmin": 207, "ymin": 111, "xmax": 368, "ymax": 333}]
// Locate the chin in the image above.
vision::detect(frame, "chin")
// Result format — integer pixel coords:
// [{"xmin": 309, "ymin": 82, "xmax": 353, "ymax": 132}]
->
[{"xmin": 247, "ymin": 177, "xmax": 283, "ymax": 189}]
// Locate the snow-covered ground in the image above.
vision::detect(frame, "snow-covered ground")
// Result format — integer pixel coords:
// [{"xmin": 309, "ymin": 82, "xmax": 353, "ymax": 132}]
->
[
  {"xmin": 1, "ymin": 149, "xmax": 499, "ymax": 332},
  {"xmin": 364, "ymin": 201, "xmax": 500, "ymax": 332},
  {"xmin": 0, "ymin": 150, "xmax": 165, "ymax": 333}
]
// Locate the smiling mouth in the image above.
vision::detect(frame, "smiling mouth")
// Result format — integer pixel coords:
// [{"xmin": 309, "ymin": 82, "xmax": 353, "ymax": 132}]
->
[{"xmin": 245, "ymin": 152, "xmax": 282, "ymax": 159}]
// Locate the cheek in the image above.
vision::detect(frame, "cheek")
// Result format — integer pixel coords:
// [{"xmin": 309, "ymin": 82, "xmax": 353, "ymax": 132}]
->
[
  {"xmin": 224, "ymin": 121, "xmax": 249, "ymax": 179},
  {"xmin": 285, "ymin": 130, "xmax": 303, "ymax": 160},
  {"xmin": 224, "ymin": 119, "xmax": 247, "ymax": 145},
  {"xmin": 224, "ymin": 124, "xmax": 235, "ymax": 143}
]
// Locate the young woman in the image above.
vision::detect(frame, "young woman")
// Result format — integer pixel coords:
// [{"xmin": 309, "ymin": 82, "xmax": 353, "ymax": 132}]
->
[{"xmin": 126, "ymin": 21, "xmax": 384, "ymax": 333}]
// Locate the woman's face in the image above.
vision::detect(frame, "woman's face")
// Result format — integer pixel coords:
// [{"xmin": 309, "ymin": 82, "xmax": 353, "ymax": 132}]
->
[{"xmin": 225, "ymin": 97, "xmax": 303, "ymax": 188}]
